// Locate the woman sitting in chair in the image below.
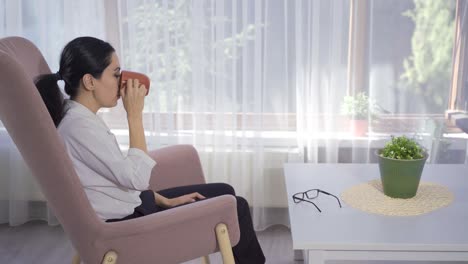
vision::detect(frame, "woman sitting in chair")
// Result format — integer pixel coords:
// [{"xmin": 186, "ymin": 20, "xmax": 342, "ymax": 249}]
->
[{"xmin": 35, "ymin": 36, "xmax": 265, "ymax": 264}]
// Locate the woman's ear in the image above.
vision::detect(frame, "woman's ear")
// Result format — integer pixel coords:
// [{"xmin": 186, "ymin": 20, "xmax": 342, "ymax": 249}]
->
[{"xmin": 82, "ymin": 73, "xmax": 95, "ymax": 91}]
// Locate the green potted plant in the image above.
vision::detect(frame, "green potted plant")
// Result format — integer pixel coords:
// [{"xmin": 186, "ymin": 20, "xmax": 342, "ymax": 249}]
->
[
  {"xmin": 376, "ymin": 135, "xmax": 428, "ymax": 199},
  {"xmin": 341, "ymin": 92, "xmax": 375, "ymax": 136}
]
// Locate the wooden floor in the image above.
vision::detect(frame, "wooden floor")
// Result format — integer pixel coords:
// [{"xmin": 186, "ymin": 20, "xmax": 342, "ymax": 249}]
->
[{"xmin": 0, "ymin": 221, "xmax": 466, "ymax": 264}]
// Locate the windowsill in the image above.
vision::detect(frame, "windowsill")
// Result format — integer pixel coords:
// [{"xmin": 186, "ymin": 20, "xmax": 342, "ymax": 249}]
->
[
  {"xmin": 0, "ymin": 126, "xmax": 465, "ymax": 153},
  {"xmin": 110, "ymin": 129, "xmax": 468, "ymax": 153}
]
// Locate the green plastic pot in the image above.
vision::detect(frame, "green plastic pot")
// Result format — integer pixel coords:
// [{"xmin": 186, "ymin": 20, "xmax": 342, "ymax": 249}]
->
[{"xmin": 376, "ymin": 150, "xmax": 427, "ymax": 199}]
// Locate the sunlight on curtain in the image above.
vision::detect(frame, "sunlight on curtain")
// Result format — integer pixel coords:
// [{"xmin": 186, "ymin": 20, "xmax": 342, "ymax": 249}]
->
[
  {"xmin": 295, "ymin": 0, "xmax": 350, "ymax": 164},
  {"xmin": 0, "ymin": 0, "xmax": 106, "ymax": 226}
]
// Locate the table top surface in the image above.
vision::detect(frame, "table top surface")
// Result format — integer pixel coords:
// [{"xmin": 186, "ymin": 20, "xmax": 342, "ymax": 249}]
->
[{"xmin": 284, "ymin": 163, "xmax": 468, "ymax": 251}]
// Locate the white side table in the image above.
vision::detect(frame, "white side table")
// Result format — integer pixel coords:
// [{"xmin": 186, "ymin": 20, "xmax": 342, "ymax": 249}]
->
[{"xmin": 284, "ymin": 164, "xmax": 468, "ymax": 264}]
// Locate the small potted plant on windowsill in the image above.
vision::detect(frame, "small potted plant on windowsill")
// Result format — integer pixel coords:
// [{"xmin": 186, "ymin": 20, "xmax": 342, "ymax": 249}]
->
[
  {"xmin": 341, "ymin": 92, "xmax": 375, "ymax": 137},
  {"xmin": 376, "ymin": 135, "xmax": 428, "ymax": 199}
]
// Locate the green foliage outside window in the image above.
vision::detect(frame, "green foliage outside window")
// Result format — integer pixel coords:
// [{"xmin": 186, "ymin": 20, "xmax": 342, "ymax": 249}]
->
[{"xmin": 400, "ymin": 0, "xmax": 456, "ymax": 113}]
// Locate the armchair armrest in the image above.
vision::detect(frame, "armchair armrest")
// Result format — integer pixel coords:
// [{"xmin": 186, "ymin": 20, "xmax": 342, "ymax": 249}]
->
[
  {"xmin": 93, "ymin": 195, "xmax": 240, "ymax": 264},
  {"xmin": 148, "ymin": 145, "xmax": 205, "ymax": 191}
]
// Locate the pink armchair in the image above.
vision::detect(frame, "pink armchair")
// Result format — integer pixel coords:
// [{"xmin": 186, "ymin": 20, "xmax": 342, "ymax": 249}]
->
[{"xmin": 0, "ymin": 36, "xmax": 240, "ymax": 264}]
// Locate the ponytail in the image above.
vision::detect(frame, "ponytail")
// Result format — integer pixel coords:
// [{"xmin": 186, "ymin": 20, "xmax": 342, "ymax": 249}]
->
[{"xmin": 35, "ymin": 73, "xmax": 66, "ymax": 127}]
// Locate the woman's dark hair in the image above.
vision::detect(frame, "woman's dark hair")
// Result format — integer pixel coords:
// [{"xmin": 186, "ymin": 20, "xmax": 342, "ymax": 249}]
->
[{"xmin": 35, "ymin": 36, "xmax": 115, "ymax": 127}]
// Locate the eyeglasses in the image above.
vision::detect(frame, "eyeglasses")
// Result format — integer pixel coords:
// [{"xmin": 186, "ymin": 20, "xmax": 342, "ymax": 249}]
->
[{"xmin": 292, "ymin": 189, "xmax": 342, "ymax": 213}]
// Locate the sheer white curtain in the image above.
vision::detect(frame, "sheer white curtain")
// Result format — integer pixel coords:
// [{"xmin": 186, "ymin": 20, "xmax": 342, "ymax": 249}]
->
[
  {"xmin": 116, "ymin": 0, "xmax": 467, "ymax": 230},
  {"xmin": 0, "ymin": 0, "xmax": 106, "ymax": 226},
  {"xmin": 116, "ymin": 0, "xmax": 297, "ymax": 230},
  {"xmin": 295, "ymin": 0, "xmax": 351, "ymax": 164}
]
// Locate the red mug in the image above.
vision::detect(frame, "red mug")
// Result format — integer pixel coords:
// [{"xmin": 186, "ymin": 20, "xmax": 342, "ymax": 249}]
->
[{"xmin": 119, "ymin": 70, "xmax": 150, "ymax": 96}]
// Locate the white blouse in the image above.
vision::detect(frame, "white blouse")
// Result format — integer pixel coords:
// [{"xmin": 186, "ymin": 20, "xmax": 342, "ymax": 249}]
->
[{"xmin": 57, "ymin": 100, "xmax": 156, "ymax": 220}]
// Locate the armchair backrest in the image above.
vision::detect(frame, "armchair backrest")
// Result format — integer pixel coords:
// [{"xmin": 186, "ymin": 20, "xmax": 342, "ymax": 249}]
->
[{"xmin": 0, "ymin": 36, "xmax": 102, "ymax": 257}]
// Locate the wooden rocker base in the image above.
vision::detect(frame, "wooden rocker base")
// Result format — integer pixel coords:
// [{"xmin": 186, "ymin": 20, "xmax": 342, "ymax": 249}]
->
[
  {"xmin": 72, "ymin": 223, "xmax": 234, "ymax": 264},
  {"xmin": 73, "ymin": 250, "xmax": 117, "ymax": 264}
]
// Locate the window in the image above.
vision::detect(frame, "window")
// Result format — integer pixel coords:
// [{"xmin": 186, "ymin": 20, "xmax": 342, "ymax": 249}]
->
[
  {"xmin": 106, "ymin": 0, "xmax": 463, "ymax": 139},
  {"xmin": 449, "ymin": 0, "xmax": 468, "ymax": 112}
]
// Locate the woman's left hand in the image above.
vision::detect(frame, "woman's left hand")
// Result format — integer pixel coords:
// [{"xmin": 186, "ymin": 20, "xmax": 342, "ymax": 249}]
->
[
  {"xmin": 154, "ymin": 191, "xmax": 206, "ymax": 208},
  {"xmin": 167, "ymin": 192, "xmax": 206, "ymax": 208}
]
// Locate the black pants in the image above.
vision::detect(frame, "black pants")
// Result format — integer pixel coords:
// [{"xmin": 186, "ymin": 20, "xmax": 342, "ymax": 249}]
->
[{"xmin": 107, "ymin": 183, "xmax": 266, "ymax": 264}]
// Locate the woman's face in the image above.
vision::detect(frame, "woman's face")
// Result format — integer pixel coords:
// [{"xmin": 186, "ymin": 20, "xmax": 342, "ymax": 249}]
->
[{"xmin": 93, "ymin": 52, "xmax": 121, "ymax": 108}]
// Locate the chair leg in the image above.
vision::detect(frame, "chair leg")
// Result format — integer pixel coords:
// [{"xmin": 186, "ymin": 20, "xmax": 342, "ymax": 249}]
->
[
  {"xmin": 101, "ymin": 251, "xmax": 118, "ymax": 264},
  {"xmin": 201, "ymin": 255, "xmax": 211, "ymax": 264},
  {"xmin": 215, "ymin": 223, "xmax": 235, "ymax": 264},
  {"xmin": 72, "ymin": 253, "xmax": 81, "ymax": 264}
]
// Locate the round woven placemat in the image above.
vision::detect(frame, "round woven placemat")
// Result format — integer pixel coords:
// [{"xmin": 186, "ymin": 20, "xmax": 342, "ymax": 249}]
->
[{"xmin": 341, "ymin": 180, "xmax": 454, "ymax": 216}]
